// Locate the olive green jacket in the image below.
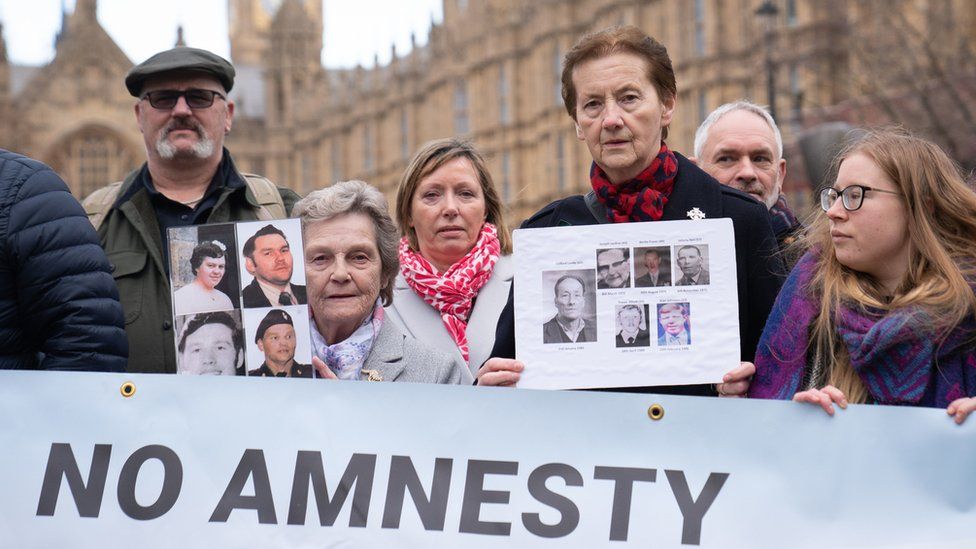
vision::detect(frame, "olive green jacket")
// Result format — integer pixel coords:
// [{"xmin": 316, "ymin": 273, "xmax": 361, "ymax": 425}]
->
[{"xmin": 94, "ymin": 157, "xmax": 300, "ymax": 374}]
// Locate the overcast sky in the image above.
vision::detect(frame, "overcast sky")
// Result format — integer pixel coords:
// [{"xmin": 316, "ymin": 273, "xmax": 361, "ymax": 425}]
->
[{"xmin": 0, "ymin": 0, "xmax": 444, "ymax": 68}]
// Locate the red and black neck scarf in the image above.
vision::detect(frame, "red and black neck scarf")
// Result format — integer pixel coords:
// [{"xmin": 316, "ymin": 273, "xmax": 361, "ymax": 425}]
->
[{"xmin": 590, "ymin": 142, "xmax": 679, "ymax": 223}]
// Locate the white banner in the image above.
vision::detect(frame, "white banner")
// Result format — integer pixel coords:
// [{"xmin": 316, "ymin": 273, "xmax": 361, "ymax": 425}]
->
[{"xmin": 0, "ymin": 370, "xmax": 974, "ymax": 548}]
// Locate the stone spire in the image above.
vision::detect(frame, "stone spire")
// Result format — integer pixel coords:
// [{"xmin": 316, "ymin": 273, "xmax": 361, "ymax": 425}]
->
[
  {"xmin": 175, "ymin": 25, "xmax": 186, "ymax": 47},
  {"xmin": 75, "ymin": 0, "xmax": 98, "ymax": 23},
  {"xmin": 0, "ymin": 23, "xmax": 7, "ymax": 64}
]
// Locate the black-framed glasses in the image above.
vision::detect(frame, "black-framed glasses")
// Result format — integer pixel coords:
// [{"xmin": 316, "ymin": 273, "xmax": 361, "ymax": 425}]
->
[
  {"xmin": 820, "ymin": 185, "xmax": 902, "ymax": 212},
  {"xmin": 597, "ymin": 259, "xmax": 628, "ymax": 273},
  {"xmin": 141, "ymin": 89, "xmax": 226, "ymax": 110}
]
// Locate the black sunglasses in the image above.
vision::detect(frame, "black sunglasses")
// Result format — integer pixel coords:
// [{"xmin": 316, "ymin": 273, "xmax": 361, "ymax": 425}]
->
[{"xmin": 141, "ymin": 89, "xmax": 226, "ymax": 110}]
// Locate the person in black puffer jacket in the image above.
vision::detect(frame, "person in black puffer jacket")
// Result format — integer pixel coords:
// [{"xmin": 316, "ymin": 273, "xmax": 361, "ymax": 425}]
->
[{"xmin": 0, "ymin": 149, "xmax": 127, "ymax": 371}]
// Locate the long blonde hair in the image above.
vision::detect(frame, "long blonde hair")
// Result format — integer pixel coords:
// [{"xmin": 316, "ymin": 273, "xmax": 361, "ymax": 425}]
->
[{"xmin": 803, "ymin": 128, "xmax": 976, "ymax": 402}]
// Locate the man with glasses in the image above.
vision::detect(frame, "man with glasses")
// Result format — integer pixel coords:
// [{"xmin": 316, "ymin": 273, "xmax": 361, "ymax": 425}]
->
[
  {"xmin": 83, "ymin": 46, "xmax": 300, "ymax": 374},
  {"xmin": 596, "ymin": 248, "xmax": 632, "ymax": 289}
]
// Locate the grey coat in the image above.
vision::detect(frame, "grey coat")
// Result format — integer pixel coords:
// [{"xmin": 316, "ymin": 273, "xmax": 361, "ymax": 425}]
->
[
  {"xmin": 360, "ymin": 320, "xmax": 474, "ymax": 384},
  {"xmin": 385, "ymin": 255, "xmax": 514, "ymax": 376}
]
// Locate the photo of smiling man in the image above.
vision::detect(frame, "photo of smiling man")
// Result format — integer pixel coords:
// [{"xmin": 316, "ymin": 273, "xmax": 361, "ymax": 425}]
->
[
  {"xmin": 657, "ymin": 302, "xmax": 692, "ymax": 346},
  {"xmin": 239, "ymin": 221, "xmax": 307, "ymax": 307}
]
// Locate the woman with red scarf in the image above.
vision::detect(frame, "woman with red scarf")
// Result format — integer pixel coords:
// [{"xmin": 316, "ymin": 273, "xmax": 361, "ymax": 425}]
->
[
  {"xmin": 386, "ymin": 138, "xmax": 513, "ymax": 378},
  {"xmin": 479, "ymin": 26, "xmax": 785, "ymax": 395}
]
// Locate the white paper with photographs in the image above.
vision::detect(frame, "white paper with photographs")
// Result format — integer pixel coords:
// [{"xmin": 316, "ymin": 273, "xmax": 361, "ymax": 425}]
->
[
  {"xmin": 168, "ymin": 218, "xmax": 314, "ymax": 377},
  {"xmin": 513, "ymin": 219, "xmax": 738, "ymax": 390}
]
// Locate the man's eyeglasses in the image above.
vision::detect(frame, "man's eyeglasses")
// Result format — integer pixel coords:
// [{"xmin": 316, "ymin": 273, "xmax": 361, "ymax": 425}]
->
[
  {"xmin": 820, "ymin": 185, "xmax": 901, "ymax": 212},
  {"xmin": 597, "ymin": 259, "xmax": 628, "ymax": 273},
  {"xmin": 141, "ymin": 89, "xmax": 226, "ymax": 110}
]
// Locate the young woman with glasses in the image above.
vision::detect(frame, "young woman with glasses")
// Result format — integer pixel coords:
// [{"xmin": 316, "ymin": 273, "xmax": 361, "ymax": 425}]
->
[{"xmin": 749, "ymin": 128, "xmax": 976, "ymax": 424}]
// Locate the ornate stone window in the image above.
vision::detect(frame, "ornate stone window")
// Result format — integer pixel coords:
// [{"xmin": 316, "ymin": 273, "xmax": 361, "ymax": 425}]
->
[{"xmin": 48, "ymin": 127, "xmax": 137, "ymax": 199}]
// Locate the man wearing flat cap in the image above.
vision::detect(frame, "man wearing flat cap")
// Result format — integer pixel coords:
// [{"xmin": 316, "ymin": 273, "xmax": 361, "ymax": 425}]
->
[
  {"xmin": 248, "ymin": 309, "xmax": 311, "ymax": 378},
  {"xmin": 82, "ymin": 46, "xmax": 301, "ymax": 374}
]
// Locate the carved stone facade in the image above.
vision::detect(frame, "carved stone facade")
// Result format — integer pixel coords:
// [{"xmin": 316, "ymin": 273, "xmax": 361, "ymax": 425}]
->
[{"xmin": 1, "ymin": 0, "xmax": 973, "ymax": 223}]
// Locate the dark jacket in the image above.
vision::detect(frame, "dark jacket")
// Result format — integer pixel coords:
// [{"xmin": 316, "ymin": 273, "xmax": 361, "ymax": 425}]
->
[
  {"xmin": 635, "ymin": 271, "xmax": 670, "ymax": 287},
  {"xmin": 490, "ymin": 153, "xmax": 786, "ymax": 395},
  {"xmin": 248, "ymin": 361, "xmax": 312, "ymax": 378},
  {"xmin": 616, "ymin": 329, "xmax": 650, "ymax": 347},
  {"xmin": 94, "ymin": 153, "xmax": 300, "ymax": 374},
  {"xmin": 543, "ymin": 316, "xmax": 596, "ymax": 344},
  {"xmin": 241, "ymin": 278, "xmax": 307, "ymax": 308},
  {"xmin": 0, "ymin": 150, "xmax": 126, "ymax": 371}
]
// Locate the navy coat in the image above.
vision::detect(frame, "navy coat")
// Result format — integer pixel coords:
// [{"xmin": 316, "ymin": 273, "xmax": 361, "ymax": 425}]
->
[
  {"xmin": 489, "ymin": 153, "xmax": 786, "ymax": 395},
  {"xmin": 0, "ymin": 150, "xmax": 127, "ymax": 371}
]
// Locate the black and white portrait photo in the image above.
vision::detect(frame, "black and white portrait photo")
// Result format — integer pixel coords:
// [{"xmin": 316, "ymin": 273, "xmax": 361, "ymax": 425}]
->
[
  {"xmin": 541, "ymin": 269, "xmax": 598, "ymax": 344},
  {"xmin": 596, "ymin": 247, "xmax": 632, "ymax": 289},
  {"xmin": 674, "ymin": 244, "xmax": 710, "ymax": 286},
  {"xmin": 615, "ymin": 303, "xmax": 651, "ymax": 348}
]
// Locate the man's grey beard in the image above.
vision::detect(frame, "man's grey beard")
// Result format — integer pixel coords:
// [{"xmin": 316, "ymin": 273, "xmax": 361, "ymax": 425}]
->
[{"xmin": 155, "ymin": 121, "xmax": 215, "ymax": 160}]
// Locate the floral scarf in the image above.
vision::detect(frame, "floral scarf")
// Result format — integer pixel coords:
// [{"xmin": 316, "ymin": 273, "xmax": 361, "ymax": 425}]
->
[
  {"xmin": 590, "ymin": 142, "xmax": 679, "ymax": 223},
  {"xmin": 311, "ymin": 303, "xmax": 384, "ymax": 380},
  {"xmin": 750, "ymin": 251, "xmax": 976, "ymax": 407},
  {"xmin": 398, "ymin": 223, "xmax": 501, "ymax": 363}
]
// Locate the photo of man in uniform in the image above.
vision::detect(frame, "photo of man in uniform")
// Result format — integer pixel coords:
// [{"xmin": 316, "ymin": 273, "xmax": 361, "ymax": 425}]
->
[
  {"xmin": 177, "ymin": 311, "xmax": 244, "ymax": 375},
  {"xmin": 657, "ymin": 302, "xmax": 691, "ymax": 346},
  {"xmin": 543, "ymin": 274, "xmax": 597, "ymax": 344},
  {"xmin": 248, "ymin": 309, "xmax": 312, "ymax": 377},
  {"xmin": 675, "ymin": 245, "xmax": 710, "ymax": 286},
  {"xmin": 596, "ymin": 247, "xmax": 631, "ymax": 289},
  {"xmin": 615, "ymin": 304, "xmax": 650, "ymax": 348},
  {"xmin": 241, "ymin": 224, "xmax": 307, "ymax": 307},
  {"xmin": 634, "ymin": 247, "xmax": 671, "ymax": 287}
]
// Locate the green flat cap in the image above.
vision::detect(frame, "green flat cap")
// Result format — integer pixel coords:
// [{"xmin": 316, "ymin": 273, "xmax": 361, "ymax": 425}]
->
[{"xmin": 125, "ymin": 46, "xmax": 235, "ymax": 97}]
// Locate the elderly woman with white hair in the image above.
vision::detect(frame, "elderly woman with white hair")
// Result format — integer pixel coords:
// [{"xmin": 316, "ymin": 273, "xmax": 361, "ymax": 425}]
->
[{"xmin": 292, "ymin": 180, "xmax": 473, "ymax": 384}]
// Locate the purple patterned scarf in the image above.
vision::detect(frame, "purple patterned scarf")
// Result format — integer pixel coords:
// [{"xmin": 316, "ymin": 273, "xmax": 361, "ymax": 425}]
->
[
  {"xmin": 750, "ymin": 251, "xmax": 976, "ymax": 407},
  {"xmin": 310, "ymin": 303, "xmax": 384, "ymax": 380},
  {"xmin": 769, "ymin": 195, "xmax": 800, "ymax": 237}
]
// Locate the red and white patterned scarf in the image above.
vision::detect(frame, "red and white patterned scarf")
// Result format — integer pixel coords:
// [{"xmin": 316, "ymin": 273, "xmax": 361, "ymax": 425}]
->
[{"xmin": 398, "ymin": 223, "xmax": 501, "ymax": 363}]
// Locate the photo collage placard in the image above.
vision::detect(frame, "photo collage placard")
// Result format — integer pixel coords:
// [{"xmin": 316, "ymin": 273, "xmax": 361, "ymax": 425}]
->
[
  {"xmin": 513, "ymin": 219, "xmax": 739, "ymax": 390},
  {"xmin": 168, "ymin": 218, "xmax": 315, "ymax": 378}
]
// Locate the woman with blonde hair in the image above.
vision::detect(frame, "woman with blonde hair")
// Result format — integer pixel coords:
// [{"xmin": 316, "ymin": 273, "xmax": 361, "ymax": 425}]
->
[
  {"xmin": 386, "ymin": 138, "xmax": 513, "ymax": 376},
  {"xmin": 749, "ymin": 128, "xmax": 976, "ymax": 423}
]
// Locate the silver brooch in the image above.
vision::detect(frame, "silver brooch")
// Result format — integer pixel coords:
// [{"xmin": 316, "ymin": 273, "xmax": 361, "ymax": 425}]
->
[{"xmin": 686, "ymin": 207, "xmax": 706, "ymax": 220}]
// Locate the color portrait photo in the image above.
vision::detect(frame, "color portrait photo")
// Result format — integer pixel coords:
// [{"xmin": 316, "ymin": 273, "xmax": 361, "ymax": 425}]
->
[{"xmin": 169, "ymin": 223, "xmax": 241, "ymax": 316}]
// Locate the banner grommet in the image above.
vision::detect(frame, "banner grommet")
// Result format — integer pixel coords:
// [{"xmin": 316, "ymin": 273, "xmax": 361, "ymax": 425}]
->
[
  {"xmin": 647, "ymin": 404, "xmax": 664, "ymax": 421},
  {"xmin": 120, "ymin": 382, "xmax": 136, "ymax": 398}
]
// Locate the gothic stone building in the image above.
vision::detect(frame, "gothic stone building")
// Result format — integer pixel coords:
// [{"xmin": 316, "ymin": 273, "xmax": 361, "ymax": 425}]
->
[{"xmin": 1, "ymin": 0, "xmax": 973, "ymax": 223}]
